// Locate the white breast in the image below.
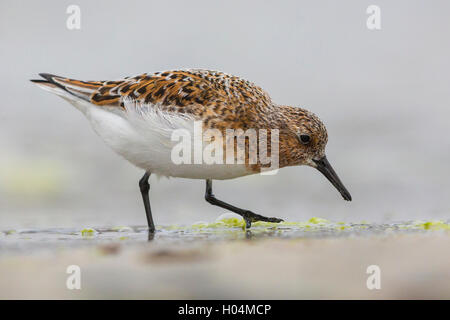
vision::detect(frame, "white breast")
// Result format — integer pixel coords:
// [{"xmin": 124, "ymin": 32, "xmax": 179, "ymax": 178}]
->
[{"xmin": 84, "ymin": 101, "xmax": 252, "ymax": 180}]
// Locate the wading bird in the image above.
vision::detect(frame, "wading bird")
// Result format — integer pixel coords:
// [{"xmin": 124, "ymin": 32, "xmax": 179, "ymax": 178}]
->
[{"xmin": 32, "ymin": 70, "xmax": 351, "ymax": 232}]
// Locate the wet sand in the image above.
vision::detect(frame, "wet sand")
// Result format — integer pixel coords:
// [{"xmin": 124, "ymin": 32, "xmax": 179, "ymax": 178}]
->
[{"xmin": 1, "ymin": 219, "xmax": 450, "ymax": 299}]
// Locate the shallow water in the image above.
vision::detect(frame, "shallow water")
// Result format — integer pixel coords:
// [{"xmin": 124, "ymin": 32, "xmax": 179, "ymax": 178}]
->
[
  {"xmin": 2, "ymin": 217, "xmax": 449, "ymax": 255},
  {"xmin": 1, "ymin": 217, "xmax": 450, "ymax": 299}
]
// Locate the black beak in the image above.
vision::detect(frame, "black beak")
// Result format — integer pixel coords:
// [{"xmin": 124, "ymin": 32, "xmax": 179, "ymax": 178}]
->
[{"xmin": 313, "ymin": 156, "xmax": 352, "ymax": 201}]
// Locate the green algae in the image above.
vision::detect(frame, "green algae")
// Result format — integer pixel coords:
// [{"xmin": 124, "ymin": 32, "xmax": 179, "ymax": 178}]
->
[
  {"xmin": 166, "ymin": 218, "xmax": 450, "ymax": 236},
  {"xmin": 192, "ymin": 218, "xmax": 246, "ymax": 230},
  {"xmin": 80, "ymin": 228, "xmax": 98, "ymax": 237},
  {"xmin": 308, "ymin": 217, "xmax": 329, "ymax": 224},
  {"xmin": 413, "ymin": 220, "xmax": 450, "ymax": 231},
  {"xmin": 176, "ymin": 216, "xmax": 348, "ymax": 232},
  {"xmin": 168, "ymin": 214, "xmax": 364, "ymax": 234}
]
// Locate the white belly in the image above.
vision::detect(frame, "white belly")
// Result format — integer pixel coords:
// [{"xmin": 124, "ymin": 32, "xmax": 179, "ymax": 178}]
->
[{"xmin": 85, "ymin": 105, "xmax": 253, "ymax": 180}]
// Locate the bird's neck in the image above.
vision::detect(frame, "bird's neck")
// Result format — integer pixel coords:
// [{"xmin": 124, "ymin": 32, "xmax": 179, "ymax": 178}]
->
[{"xmin": 242, "ymin": 104, "xmax": 301, "ymax": 170}]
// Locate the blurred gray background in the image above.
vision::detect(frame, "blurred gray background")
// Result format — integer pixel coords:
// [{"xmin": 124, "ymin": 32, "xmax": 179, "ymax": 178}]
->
[{"xmin": 1, "ymin": 0, "xmax": 449, "ymax": 228}]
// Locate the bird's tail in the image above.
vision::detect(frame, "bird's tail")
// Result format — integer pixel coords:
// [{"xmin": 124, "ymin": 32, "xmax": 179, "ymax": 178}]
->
[{"xmin": 30, "ymin": 73, "xmax": 104, "ymax": 103}]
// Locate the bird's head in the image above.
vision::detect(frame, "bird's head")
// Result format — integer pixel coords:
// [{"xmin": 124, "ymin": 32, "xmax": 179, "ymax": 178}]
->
[{"xmin": 278, "ymin": 106, "xmax": 352, "ymax": 201}]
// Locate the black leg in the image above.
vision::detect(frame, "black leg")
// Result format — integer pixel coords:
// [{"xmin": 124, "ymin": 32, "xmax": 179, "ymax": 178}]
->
[
  {"xmin": 204, "ymin": 179, "xmax": 283, "ymax": 229},
  {"xmin": 139, "ymin": 172, "xmax": 155, "ymax": 233}
]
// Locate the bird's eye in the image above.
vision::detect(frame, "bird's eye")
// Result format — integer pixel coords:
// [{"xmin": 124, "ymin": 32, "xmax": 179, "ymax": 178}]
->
[{"xmin": 299, "ymin": 134, "xmax": 311, "ymax": 145}]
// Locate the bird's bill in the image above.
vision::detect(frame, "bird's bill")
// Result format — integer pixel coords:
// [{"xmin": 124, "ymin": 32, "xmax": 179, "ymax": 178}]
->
[{"xmin": 313, "ymin": 156, "xmax": 352, "ymax": 201}]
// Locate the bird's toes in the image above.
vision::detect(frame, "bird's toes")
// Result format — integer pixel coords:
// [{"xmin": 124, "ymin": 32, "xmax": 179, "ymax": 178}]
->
[
  {"xmin": 242, "ymin": 210, "xmax": 283, "ymax": 224},
  {"xmin": 266, "ymin": 217, "xmax": 284, "ymax": 223}
]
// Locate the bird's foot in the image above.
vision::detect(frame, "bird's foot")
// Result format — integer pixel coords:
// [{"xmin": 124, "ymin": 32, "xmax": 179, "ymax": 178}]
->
[{"xmin": 241, "ymin": 210, "xmax": 283, "ymax": 229}]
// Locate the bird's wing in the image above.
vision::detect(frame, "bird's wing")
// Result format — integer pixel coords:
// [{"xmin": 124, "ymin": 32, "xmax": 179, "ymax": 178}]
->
[{"xmin": 32, "ymin": 70, "xmax": 273, "ymax": 128}]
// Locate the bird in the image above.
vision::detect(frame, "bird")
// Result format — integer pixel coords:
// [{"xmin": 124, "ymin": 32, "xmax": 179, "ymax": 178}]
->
[{"xmin": 31, "ymin": 69, "xmax": 351, "ymax": 232}]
